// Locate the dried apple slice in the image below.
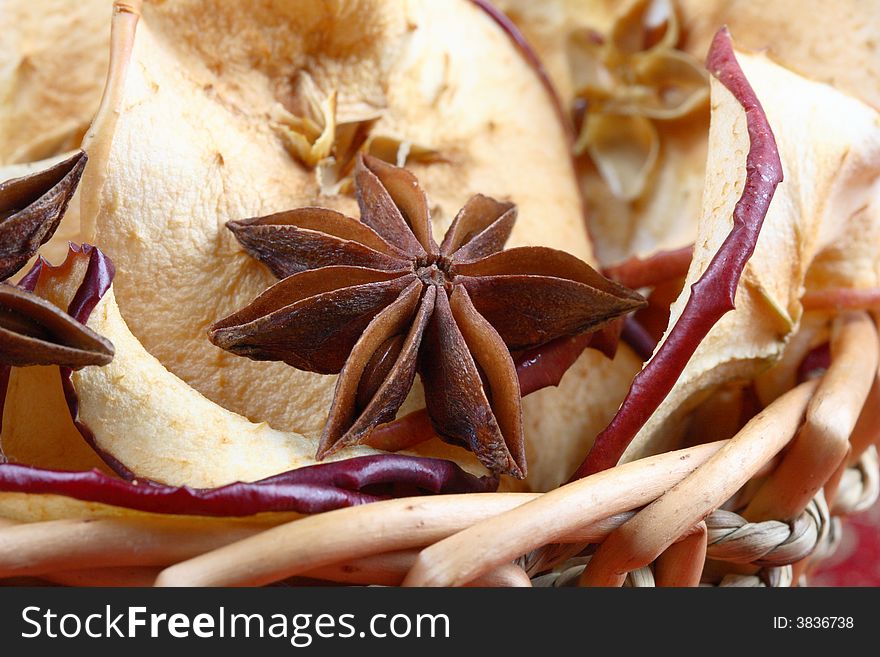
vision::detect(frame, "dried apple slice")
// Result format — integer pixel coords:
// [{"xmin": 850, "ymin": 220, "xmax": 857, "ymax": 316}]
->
[
  {"xmin": 1, "ymin": 364, "xmax": 111, "ymax": 474},
  {"xmin": 576, "ymin": 30, "xmax": 880, "ymax": 474},
  {"xmin": 678, "ymin": 0, "xmax": 880, "ymax": 111},
  {"xmin": 578, "ymin": 113, "xmax": 659, "ymax": 202},
  {"xmin": 631, "ymin": 50, "xmax": 710, "ymax": 120},
  {"xmin": 499, "ymin": 0, "xmax": 879, "ymax": 266},
  {"xmin": 81, "ymin": 0, "xmax": 592, "ymax": 434},
  {"xmin": 0, "ymin": 245, "xmax": 496, "ymax": 522},
  {"xmin": 0, "ymin": 0, "xmax": 110, "ymax": 165},
  {"xmin": 78, "ymin": 0, "xmax": 641, "ymax": 491},
  {"xmin": 495, "ymin": 0, "xmax": 709, "ymax": 263}
]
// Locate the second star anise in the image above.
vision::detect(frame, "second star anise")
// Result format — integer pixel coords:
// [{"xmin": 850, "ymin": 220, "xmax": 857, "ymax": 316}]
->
[
  {"xmin": 209, "ymin": 155, "xmax": 645, "ymax": 478},
  {"xmin": 0, "ymin": 151, "xmax": 114, "ymax": 369}
]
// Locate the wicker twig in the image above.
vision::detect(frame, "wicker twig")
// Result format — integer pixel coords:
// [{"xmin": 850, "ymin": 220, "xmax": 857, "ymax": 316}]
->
[
  {"xmin": 516, "ymin": 515, "xmax": 635, "ymax": 576},
  {"xmin": 532, "ymin": 559, "xmax": 657, "ymax": 588},
  {"xmin": 577, "ymin": 379, "xmax": 817, "ymax": 586},
  {"xmin": 848, "ymin": 374, "xmax": 880, "ymax": 464},
  {"xmin": 158, "ymin": 442, "xmax": 725, "ymax": 587},
  {"xmin": 0, "ymin": 517, "xmax": 263, "ymax": 578},
  {"xmin": 655, "ymin": 521, "xmax": 707, "ymax": 587},
  {"xmin": 823, "ymin": 447, "xmax": 853, "ymax": 515},
  {"xmin": 624, "ymin": 566, "xmax": 656, "ymax": 588},
  {"xmin": 530, "ymin": 488, "xmax": 834, "ymax": 588},
  {"xmin": 833, "ymin": 446, "xmax": 880, "ymax": 516},
  {"xmin": 12, "ymin": 554, "xmax": 534, "ymax": 588},
  {"xmin": 298, "ymin": 551, "xmax": 531, "ymax": 587},
  {"xmin": 42, "ymin": 566, "xmax": 160, "ymax": 587},
  {"xmin": 154, "ymin": 493, "xmax": 542, "ymax": 587},
  {"xmin": 746, "ymin": 312, "xmax": 878, "ymax": 522},
  {"xmin": 716, "ymin": 566, "xmax": 793, "ymax": 588},
  {"xmin": 532, "ymin": 487, "xmax": 832, "ymax": 579},
  {"xmin": 533, "ymin": 557, "xmax": 793, "ymax": 588},
  {"xmin": 531, "ymin": 560, "xmax": 589, "ymax": 588},
  {"xmin": 400, "ymin": 441, "xmax": 726, "ymax": 587},
  {"xmin": 808, "ymin": 518, "xmax": 843, "ymax": 572}
]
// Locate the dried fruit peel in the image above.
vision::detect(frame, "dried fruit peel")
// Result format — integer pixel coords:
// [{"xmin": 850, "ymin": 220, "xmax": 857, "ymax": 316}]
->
[
  {"xmin": 0, "ymin": 451, "xmax": 496, "ymax": 519},
  {"xmin": 616, "ymin": 48, "xmax": 880, "ymax": 464},
  {"xmin": 0, "ymin": 490, "xmax": 303, "ymax": 526}
]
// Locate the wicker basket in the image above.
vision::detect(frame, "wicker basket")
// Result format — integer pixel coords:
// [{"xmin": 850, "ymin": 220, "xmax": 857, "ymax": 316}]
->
[{"xmin": 0, "ymin": 311, "xmax": 876, "ymax": 588}]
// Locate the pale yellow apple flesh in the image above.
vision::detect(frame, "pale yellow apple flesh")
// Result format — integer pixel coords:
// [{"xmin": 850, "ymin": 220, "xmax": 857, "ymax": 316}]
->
[
  {"xmin": 679, "ymin": 0, "xmax": 880, "ymax": 111},
  {"xmin": 1, "ymin": 365, "xmax": 111, "ymax": 474},
  {"xmin": 0, "ymin": 0, "xmax": 111, "ymax": 165}
]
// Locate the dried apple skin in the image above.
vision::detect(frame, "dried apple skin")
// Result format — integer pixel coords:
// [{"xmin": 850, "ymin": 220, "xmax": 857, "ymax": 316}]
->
[
  {"xmin": 0, "ymin": 454, "xmax": 497, "ymax": 518},
  {"xmin": 574, "ymin": 28, "xmax": 784, "ymax": 478}
]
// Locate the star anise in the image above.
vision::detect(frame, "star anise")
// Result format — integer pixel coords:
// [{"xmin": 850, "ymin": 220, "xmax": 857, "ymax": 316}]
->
[
  {"xmin": 0, "ymin": 151, "xmax": 114, "ymax": 368},
  {"xmin": 209, "ymin": 155, "xmax": 645, "ymax": 477}
]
